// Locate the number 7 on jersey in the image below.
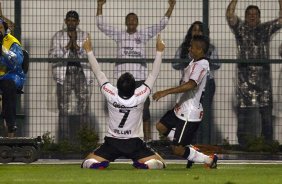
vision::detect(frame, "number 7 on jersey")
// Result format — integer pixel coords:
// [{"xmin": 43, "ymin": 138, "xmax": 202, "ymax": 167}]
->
[{"xmin": 118, "ymin": 109, "xmax": 130, "ymax": 128}]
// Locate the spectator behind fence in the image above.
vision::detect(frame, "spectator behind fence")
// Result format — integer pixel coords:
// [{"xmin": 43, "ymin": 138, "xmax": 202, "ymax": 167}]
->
[
  {"xmin": 226, "ymin": 0, "xmax": 282, "ymax": 147},
  {"xmin": 0, "ymin": 2, "xmax": 14, "ymax": 35},
  {"xmin": 173, "ymin": 21, "xmax": 220, "ymax": 144},
  {"xmin": 81, "ymin": 35, "xmax": 166, "ymax": 170},
  {"xmin": 96, "ymin": 0, "xmax": 176, "ymax": 141},
  {"xmin": 0, "ymin": 17, "xmax": 25, "ymax": 137},
  {"xmin": 153, "ymin": 35, "xmax": 218, "ymax": 169},
  {"xmin": 48, "ymin": 10, "xmax": 94, "ymax": 142}
]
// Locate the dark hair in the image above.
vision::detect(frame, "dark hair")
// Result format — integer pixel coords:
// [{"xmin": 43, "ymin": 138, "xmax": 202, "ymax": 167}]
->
[
  {"xmin": 245, "ymin": 5, "xmax": 260, "ymax": 17},
  {"xmin": 0, "ymin": 18, "xmax": 9, "ymax": 32},
  {"xmin": 180, "ymin": 21, "xmax": 209, "ymax": 59},
  {"xmin": 66, "ymin": 10, "xmax": 79, "ymax": 20},
  {"xmin": 192, "ymin": 35, "xmax": 210, "ymax": 55},
  {"xmin": 117, "ymin": 72, "xmax": 136, "ymax": 99},
  {"xmin": 126, "ymin": 13, "xmax": 138, "ymax": 23}
]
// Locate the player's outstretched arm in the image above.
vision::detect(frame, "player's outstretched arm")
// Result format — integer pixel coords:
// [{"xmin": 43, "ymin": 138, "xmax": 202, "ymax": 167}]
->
[
  {"xmin": 83, "ymin": 35, "xmax": 108, "ymax": 86},
  {"xmin": 226, "ymin": 0, "xmax": 238, "ymax": 26},
  {"xmin": 153, "ymin": 80, "xmax": 197, "ymax": 101},
  {"xmin": 165, "ymin": 0, "xmax": 176, "ymax": 18},
  {"xmin": 144, "ymin": 34, "xmax": 165, "ymax": 89},
  {"xmin": 279, "ymin": 0, "xmax": 282, "ymax": 24},
  {"xmin": 97, "ymin": 0, "xmax": 106, "ymax": 16}
]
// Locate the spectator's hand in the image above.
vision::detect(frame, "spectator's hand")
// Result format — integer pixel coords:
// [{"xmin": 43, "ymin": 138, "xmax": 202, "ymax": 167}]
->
[
  {"xmin": 68, "ymin": 31, "xmax": 77, "ymax": 42},
  {"xmin": 168, "ymin": 0, "xmax": 176, "ymax": 7},
  {"xmin": 67, "ymin": 31, "xmax": 80, "ymax": 51},
  {"xmin": 153, "ymin": 90, "xmax": 168, "ymax": 101},
  {"xmin": 83, "ymin": 35, "xmax": 92, "ymax": 53},
  {"xmin": 97, "ymin": 0, "xmax": 106, "ymax": 6},
  {"xmin": 156, "ymin": 34, "xmax": 165, "ymax": 52}
]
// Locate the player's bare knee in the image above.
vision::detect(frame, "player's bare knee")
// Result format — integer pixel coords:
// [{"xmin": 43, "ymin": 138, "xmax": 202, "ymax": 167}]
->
[{"xmin": 156, "ymin": 122, "xmax": 167, "ymax": 134}]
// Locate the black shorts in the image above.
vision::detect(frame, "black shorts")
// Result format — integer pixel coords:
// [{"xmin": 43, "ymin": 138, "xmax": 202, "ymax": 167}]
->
[
  {"xmin": 159, "ymin": 109, "xmax": 201, "ymax": 146},
  {"xmin": 94, "ymin": 137, "xmax": 156, "ymax": 162}
]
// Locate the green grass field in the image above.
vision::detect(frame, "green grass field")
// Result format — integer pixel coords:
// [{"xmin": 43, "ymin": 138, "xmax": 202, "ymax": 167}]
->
[{"xmin": 0, "ymin": 163, "xmax": 282, "ymax": 184}]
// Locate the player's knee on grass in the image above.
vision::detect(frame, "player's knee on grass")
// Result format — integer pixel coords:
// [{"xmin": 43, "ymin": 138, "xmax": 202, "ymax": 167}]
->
[
  {"xmin": 133, "ymin": 159, "xmax": 165, "ymax": 169},
  {"xmin": 81, "ymin": 158, "xmax": 109, "ymax": 169}
]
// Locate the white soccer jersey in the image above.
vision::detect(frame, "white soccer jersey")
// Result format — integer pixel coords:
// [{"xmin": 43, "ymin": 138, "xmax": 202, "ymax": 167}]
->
[
  {"xmin": 174, "ymin": 58, "xmax": 210, "ymax": 122},
  {"xmin": 101, "ymin": 83, "xmax": 150, "ymax": 139},
  {"xmin": 96, "ymin": 15, "xmax": 169, "ymax": 80},
  {"xmin": 86, "ymin": 51, "xmax": 162, "ymax": 139}
]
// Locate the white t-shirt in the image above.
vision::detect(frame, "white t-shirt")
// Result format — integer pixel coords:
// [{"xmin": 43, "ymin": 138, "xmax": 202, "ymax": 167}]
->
[
  {"xmin": 174, "ymin": 58, "xmax": 209, "ymax": 122},
  {"xmin": 96, "ymin": 15, "xmax": 169, "ymax": 80}
]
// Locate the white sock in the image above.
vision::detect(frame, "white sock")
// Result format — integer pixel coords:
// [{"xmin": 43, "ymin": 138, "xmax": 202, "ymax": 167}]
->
[
  {"xmin": 82, "ymin": 158, "xmax": 99, "ymax": 168},
  {"xmin": 144, "ymin": 159, "xmax": 165, "ymax": 169},
  {"xmin": 187, "ymin": 147, "xmax": 212, "ymax": 164}
]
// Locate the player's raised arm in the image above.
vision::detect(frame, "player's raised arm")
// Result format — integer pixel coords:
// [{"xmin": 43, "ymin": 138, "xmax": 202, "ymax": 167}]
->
[
  {"xmin": 226, "ymin": 0, "xmax": 238, "ymax": 26},
  {"xmin": 165, "ymin": 0, "xmax": 176, "ymax": 18},
  {"xmin": 83, "ymin": 36, "xmax": 108, "ymax": 86},
  {"xmin": 144, "ymin": 34, "xmax": 165, "ymax": 89},
  {"xmin": 96, "ymin": 0, "xmax": 106, "ymax": 16},
  {"xmin": 279, "ymin": 0, "xmax": 282, "ymax": 24}
]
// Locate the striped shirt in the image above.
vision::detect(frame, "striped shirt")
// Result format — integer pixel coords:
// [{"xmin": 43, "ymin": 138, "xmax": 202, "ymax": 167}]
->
[{"xmin": 96, "ymin": 15, "xmax": 169, "ymax": 80}]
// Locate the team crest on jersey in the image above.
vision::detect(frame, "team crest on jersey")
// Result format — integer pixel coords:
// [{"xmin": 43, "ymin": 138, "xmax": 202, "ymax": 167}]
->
[{"xmin": 135, "ymin": 37, "xmax": 141, "ymax": 44}]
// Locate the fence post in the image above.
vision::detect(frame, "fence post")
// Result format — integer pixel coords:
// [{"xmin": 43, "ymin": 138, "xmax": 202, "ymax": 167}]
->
[
  {"xmin": 14, "ymin": 0, "xmax": 25, "ymax": 136},
  {"xmin": 14, "ymin": 0, "xmax": 21, "ymax": 41},
  {"xmin": 199, "ymin": 0, "xmax": 211, "ymax": 144}
]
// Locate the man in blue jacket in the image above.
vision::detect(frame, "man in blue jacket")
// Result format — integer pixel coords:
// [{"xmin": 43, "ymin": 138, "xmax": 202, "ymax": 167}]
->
[{"xmin": 0, "ymin": 18, "xmax": 25, "ymax": 137}]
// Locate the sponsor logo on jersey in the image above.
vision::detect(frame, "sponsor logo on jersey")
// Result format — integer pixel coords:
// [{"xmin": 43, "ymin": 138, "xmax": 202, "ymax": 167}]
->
[
  {"xmin": 124, "ymin": 47, "xmax": 134, "ymax": 50},
  {"xmin": 103, "ymin": 85, "xmax": 115, "ymax": 95},
  {"xmin": 124, "ymin": 50, "xmax": 141, "ymax": 57},
  {"xmin": 113, "ymin": 102, "xmax": 137, "ymax": 109},
  {"xmin": 135, "ymin": 37, "xmax": 141, "ymax": 44},
  {"xmin": 113, "ymin": 129, "xmax": 132, "ymax": 135},
  {"xmin": 135, "ymin": 87, "xmax": 148, "ymax": 96}
]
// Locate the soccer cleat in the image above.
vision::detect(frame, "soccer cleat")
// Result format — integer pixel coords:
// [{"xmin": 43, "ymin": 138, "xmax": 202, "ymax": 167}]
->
[
  {"xmin": 89, "ymin": 161, "xmax": 109, "ymax": 169},
  {"xmin": 206, "ymin": 154, "xmax": 218, "ymax": 169},
  {"xmin": 133, "ymin": 161, "xmax": 149, "ymax": 169}
]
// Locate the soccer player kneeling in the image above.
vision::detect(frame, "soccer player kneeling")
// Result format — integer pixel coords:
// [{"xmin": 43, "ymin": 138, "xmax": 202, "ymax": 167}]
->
[{"xmin": 81, "ymin": 34, "xmax": 166, "ymax": 170}]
